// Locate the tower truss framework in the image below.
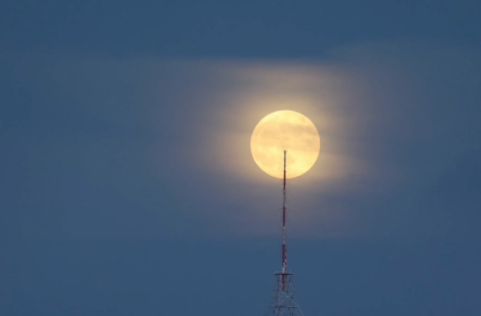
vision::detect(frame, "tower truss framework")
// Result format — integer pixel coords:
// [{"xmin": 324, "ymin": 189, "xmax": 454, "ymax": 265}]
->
[{"xmin": 265, "ymin": 272, "xmax": 304, "ymax": 316}]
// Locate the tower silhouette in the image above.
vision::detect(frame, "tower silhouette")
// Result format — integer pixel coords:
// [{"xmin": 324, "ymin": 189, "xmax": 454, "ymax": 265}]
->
[{"xmin": 264, "ymin": 151, "xmax": 304, "ymax": 316}]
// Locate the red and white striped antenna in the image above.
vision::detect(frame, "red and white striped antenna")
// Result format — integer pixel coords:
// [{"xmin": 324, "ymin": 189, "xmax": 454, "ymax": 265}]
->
[
  {"xmin": 282, "ymin": 150, "xmax": 288, "ymax": 289},
  {"xmin": 264, "ymin": 150, "xmax": 304, "ymax": 316}
]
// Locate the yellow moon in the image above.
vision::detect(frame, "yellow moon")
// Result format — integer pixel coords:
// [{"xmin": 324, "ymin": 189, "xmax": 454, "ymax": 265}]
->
[{"xmin": 251, "ymin": 110, "xmax": 320, "ymax": 179}]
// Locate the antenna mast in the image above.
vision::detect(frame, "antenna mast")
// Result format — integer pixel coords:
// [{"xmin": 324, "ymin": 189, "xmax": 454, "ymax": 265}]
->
[
  {"xmin": 264, "ymin": 151, "xmax": 304, "ymax": 316},
  {"xmin": 282, "ymin": 150, "xmax": 287, "ymax": 288}
]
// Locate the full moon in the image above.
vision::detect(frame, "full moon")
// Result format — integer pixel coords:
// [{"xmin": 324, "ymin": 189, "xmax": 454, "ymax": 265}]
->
[{"xmin": 251, "ymin": 110, "xmax": 320, "ymax": 179}]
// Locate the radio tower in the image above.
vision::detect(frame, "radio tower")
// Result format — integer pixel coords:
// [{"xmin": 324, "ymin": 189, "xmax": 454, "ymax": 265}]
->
[{"xmin": 264, "ymin": 150, "xmax": 304, "ymax": 316}]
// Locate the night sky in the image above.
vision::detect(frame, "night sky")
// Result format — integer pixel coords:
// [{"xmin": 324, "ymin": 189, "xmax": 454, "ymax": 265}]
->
[{"xmin": 1, "ymin": 1, "xmax": 481, "ymax": 316}]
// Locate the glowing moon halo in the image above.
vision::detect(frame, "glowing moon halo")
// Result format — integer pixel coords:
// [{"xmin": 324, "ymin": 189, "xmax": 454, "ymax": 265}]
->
[{"xmin": 250, "ymin": 110, "xmax": 320, "ymax": 179}]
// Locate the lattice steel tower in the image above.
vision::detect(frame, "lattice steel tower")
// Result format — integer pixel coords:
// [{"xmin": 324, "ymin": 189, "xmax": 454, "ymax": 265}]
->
[{"xmin": 264, "ymin": 151, "xmax": 304, "ymax": 316}]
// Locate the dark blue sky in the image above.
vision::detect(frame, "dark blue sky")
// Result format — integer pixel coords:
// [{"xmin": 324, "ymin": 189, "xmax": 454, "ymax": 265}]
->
[{"xmin": 1, "ymin": 1, "xmax": 481, "ymax": 316}]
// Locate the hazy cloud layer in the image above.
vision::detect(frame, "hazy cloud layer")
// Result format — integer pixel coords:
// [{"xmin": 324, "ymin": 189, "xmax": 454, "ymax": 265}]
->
[{"xmin": 2, "ymin": 42, "xmax": 480, "ymax": 240}]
